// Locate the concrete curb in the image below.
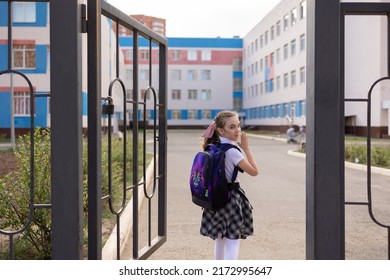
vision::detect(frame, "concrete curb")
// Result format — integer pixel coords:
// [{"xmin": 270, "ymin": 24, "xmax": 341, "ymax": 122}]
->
[
  {"xmin": 102, "ymin": 156, "xmax": 155, "ymax": 260},
  {"xmin": 247, "ymin": 133, "xmax": 287, "ymax": 142},
  {"xmin": 287, "ymin": 150, "xmax": 390, "ymax": 177}
]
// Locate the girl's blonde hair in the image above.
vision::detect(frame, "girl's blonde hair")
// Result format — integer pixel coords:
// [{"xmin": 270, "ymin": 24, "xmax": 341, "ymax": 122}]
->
[{"xmin": 201, "ymin": 110, "xmax": 238, "ymax": 150}]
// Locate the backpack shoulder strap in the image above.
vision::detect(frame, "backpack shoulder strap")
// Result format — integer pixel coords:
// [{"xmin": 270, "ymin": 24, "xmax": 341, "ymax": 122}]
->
[{"xmin": 218, "ymin": 143, "xmax": 243, "ymax": 182}]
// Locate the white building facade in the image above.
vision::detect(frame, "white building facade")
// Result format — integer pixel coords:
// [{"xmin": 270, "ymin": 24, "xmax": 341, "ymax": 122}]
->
[
  {"xmin": 243, "ymin": 0, "xmax": 307, "ymax": 130},
  {"xmin": 243, "ymin": 0, "xmax": 390, "ymax": 137}
]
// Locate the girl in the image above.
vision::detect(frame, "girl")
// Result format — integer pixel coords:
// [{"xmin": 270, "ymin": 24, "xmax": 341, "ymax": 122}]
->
[{"xmin": 200, "ymin": 110, "xmax": 259, "ymax": 260}]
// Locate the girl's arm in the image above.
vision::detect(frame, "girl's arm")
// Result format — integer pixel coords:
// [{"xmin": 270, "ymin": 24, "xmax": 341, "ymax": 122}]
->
[{"xmin": 237, "ymin": 132, "xmax": 259, "ymax": 176}]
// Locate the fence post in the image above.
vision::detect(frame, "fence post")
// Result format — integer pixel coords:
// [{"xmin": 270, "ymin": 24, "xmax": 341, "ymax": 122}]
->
[
  {"xmin": 306, "ymin": 0, "xmax": 345, "ymax": 259},
  {"xmin": 50, "ymin": 0, "xmax": 84, "ymax": 259}
]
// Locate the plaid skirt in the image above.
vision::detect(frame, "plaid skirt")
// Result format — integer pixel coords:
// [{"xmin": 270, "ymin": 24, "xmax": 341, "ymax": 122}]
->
[{"xmin": 200, "ymin": 184, "xmax": 253, "ymax": 240}]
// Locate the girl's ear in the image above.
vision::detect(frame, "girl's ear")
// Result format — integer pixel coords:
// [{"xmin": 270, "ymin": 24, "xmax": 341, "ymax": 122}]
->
[{"xmin": 217, "ymin": 127, "xmax": 224, "ymax": 136}]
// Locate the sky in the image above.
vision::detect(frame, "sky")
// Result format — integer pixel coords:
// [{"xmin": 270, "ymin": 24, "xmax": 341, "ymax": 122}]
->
[{"xmin": 106, "ymin": 0, "xmax": 281, "ymax": 38}]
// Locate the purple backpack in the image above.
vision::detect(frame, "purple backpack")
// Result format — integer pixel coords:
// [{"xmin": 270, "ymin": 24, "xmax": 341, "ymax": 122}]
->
[{"xmin": 189, "ymin": 143, "xmax": 240, "ymax": 211}]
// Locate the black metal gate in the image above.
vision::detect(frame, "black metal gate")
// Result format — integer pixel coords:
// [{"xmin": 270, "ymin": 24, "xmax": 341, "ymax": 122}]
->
[
  {"xmin": 307, "ymin": 0, "xmax": 390, "ymax": 259},
  {"xmin": 0, "ymin": 0, "xmax": 167, "ymax": 260},
  {"xmin": 86, "ymin": 1, "xmax": 167, "ymax": 260},
  {"xmin": 341, "ymin": 3, "xmax": 390, "ymax": 260}
]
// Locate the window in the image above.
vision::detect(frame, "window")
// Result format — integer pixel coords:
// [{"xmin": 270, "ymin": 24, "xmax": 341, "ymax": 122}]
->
[
  {"xmin": 300, "ymin": 67, "xmax": 306, "ymax": 84},
  {"xmin": 126, "ymin": 89, "xmax": 133, "ymax": 100},
  {"xmin": 171, "ymin": 50, "xmax": 182, "ymax": 61},
  {"xmin": 125, "ymin": 49, "xmax": 133, "ymax": 61},
  {"xmin": 255, "ymin": 39, "xmax": 258, "ymax": 51},
  {"xmin": 171, "ymin": 89, "xmax": 181, "ymax": 100},
  {"xmin": 187, "ymin": 70, "xmax": 197, "ymax": 81},
  {"xmin": 126, "ymin": 69, "xmax": 133, "ymax": 80},
  {"xmin": 201, "ymin": 89, "xmax": 211, "ymax": 101},
  {"xmin": 284, "ymin": 73, "xmax": 289, "ymax": 88},
  {"xmin": 188, "ymin": 110, "xmax": 197, "ymax": 119},
  {"xmin": 14, "ymin": 92, "xmax": 34, "ymax": 115},
  {"xmin": 291, "ymin": 8, "xmax": 297, "ymax": 26},
  {"xmin": 171, "ymin": 69, "xmax": 181, "ymax": 81},
  {"xmin": 283, "ymin": 44, "xmax": 288, "ymax": 60},
  {"xmin": 300, "ymin": 34, "xmax": 306, "ymax": 52},
  {"xmin": 265, "ymin": 80, "xmax": 269, "ymax": 93},
  {"xmin": 171, "ymin": 110, "xmax": 181, "ymax": 120},
  {"xmin": 277, "ymin": 104, "xmax": 281, "ymax": 118},
  {"xmin": 202, "ymin": 110, "xmax": 211, "ymax": 119},
  {"xmin": 291, "ymin": 39, "xmax": 296, "ymax": 56},
  {"xmin": 260, "ymin": 82, "xmax": 264, "ymax": 94},
  {"xmin": 284, "ymin": 14, "xmax": 289, "ymax": 31},
  {"xmin": 201, "ymin": 50, "xmax": 211, "ymax": 61},
  {"xmin": 291, "ymin": 70, "xmax": 296, "ymax": 86},
  {"xmin": 270, "ymin": 52, "xmax": 274, "ymax": 67},
  {"xmin": 265, "ymin": 31, "xmax": 268, "ymax": 45},
  {"xmin": 276, "ymin": 21, "xmax": 281, "ymax": 36},
  {"xmin": 140, "ymin": 69, "xmax": 149, "ymax": 81},
  {"xmin": 188, "ymin": 89, "xmax": 198, "ymax": 100},
  {"xmin": 270, "ymin": 79, "xmax": 274, "ymax": 92},
  {"xmin": 233, "ymin": 98, "xmax": 242, "ymax": 112},
  {"xmin": 276, "ymin": 48, "xmax": 281, "ymax": 64},
  {"xmin": 13, "ymin": 44, "xmax": 36, "ymax": 69},
  {"xmin": 255, "ymin": 61, "xmax": 258, "ymax": 74},
  {"xmin": 251, "ymin": 42, "xmax": 254, "ymax": 54},
  {"xmin": 291, "ymin": 102, "xmax": 296, "ymax": 118},
  {"xmin": 140, "ymin": 50, "xmax": 149, "ymax": 60},
  {"xmin": 201, "ymin": 69, "xmax": 211, "ymax": 80},
  {"xmin": 12, "ymin": 2, "xmax": 36, "ymax": 23},
  {"xmin": 300, "ymin": 100, "xmax": 306, "ymax": 116},
  {"xmin": 188, "ymin": 50, "xmax": 197, "ymax": 61},
  {"xmin": 260, "ymin": 59, "xmax": 264, "ymax": 72},
  {"xmin": 260, "ymin": 35, "xmax": 264, "ymax": 48},
  {"xmin": 300, "ymin": 0, "xmax": 307, "ymax": 19},
  {"xmin": 271, "ymin": 26, "xmax": 275, "ymax": 40},
  {"xmin": 233, "ymin": 78, "xmax": 242, "ymax": 91},
  {"xmin": 141, "ymin": 89, "xmax": 150, "ymax": 100},
  {"xmin": 233, "ymin": 57, "xmax": 242, "ymax": 71},
  {"xmin": 276, "ymin": 76, "xmax": 281, "ymax": 91}
]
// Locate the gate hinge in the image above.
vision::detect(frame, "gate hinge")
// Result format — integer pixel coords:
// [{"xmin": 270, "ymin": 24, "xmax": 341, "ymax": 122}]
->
[{"xmin": 81, "ymin": 4, "xmax": 88, "ymax": 33}]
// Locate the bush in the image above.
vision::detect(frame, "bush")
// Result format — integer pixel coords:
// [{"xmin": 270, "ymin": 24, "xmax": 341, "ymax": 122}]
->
[
  {"xmin": 0, "ymin": 128, "xmax": 52, "ymax": 259},
  {"xmin": 345, "ymin": 144, "xmax": 390, "ymax": 168},
  {"xmin": 1, "ymin": 128, "xmax": 149, "ymax": 259}
]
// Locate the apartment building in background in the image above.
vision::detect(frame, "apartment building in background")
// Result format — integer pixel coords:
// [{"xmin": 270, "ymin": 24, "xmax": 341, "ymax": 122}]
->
[
  {"xmin": 243, "ymin": 0, "xmax": 307, "ymax": 130},
  {"xmin": 118, "ymin": 36, "xmax": 243, "ymax": 127},
  {"xmin": 115, "ymin": 14, "xmax": 166, "ymax": 37}
]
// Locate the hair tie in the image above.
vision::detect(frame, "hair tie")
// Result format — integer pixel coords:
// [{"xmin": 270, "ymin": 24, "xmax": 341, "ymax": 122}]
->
[{"xmin": 202, "ymin": 121, "xmax": 215, "ymax": 138}]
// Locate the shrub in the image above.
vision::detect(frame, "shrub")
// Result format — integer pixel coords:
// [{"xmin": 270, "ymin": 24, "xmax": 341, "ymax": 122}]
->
[
  {"xmin": 1, "ymin": 128, "xmax": 149, "ymax": 259},
  {"xmin": 0, "ymin": 128, "xmax": 52, "ymax": 259},
  {"xmin": 345, "ymin": 144, "xmax": 390, "ymax": 168}
]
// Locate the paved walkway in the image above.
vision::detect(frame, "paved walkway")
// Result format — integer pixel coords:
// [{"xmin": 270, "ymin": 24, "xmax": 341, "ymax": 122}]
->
[{"xmin": 135, "ymin": 130, "xmax": 389, "ymax": 260}]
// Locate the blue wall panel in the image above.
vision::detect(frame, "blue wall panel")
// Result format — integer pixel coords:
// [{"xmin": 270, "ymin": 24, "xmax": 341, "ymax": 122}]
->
[
  {"xmin": 0, "ymin": 92, "xmax": 11, "ymax": 127},
  {"xmin": 0, "ymin": 45, "xmax": 8, "ymax": 70}
]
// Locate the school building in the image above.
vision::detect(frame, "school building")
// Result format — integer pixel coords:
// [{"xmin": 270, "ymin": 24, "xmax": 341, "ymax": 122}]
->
[{"xmin": 1, "ymin": 0, "xmax": 390, "ymax": 137}]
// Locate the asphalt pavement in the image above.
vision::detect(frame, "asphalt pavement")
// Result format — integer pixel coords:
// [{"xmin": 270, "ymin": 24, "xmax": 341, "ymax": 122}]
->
[{"xmin": 133, "ymin": 130, "xmax": 390, "ymax": 260}]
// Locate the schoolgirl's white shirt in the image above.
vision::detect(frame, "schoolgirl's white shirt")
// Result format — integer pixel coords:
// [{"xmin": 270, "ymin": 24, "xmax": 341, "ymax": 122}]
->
[{"xmin": 219, "ymin": 137, "xmax": 244, "ymax": 183}]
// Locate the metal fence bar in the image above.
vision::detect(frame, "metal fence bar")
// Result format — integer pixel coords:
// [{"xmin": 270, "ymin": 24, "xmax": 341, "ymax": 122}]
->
[
  {"xmin": 132, "ymin": 31, "xmax": 140, "ymax": 259},
  {"xmin": 87, "ymin": 0, "xmax": 103, "ymax": 260}
]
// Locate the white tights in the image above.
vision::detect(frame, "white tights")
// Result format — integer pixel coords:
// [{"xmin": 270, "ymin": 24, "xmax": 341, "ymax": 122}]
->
[{"xmin": 214, "ymin": 237, "xmax": 240, "ymax": 260}]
